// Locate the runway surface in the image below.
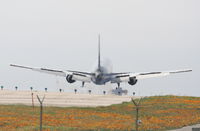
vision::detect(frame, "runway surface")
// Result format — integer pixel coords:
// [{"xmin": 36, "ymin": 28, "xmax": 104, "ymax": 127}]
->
[
  {"xmin": 169, "ymin": 124, "xmax": 200, "ymax": 131},
  {"xmin": 0, "ymin": 90, "xmax": 135, "ymax": 107}
]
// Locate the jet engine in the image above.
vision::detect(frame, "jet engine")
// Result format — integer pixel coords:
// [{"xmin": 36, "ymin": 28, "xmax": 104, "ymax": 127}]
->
[
  {"xmin": 66, "ymin": 75, "xmax": 76, "ymax": 83},
  {"xmin": 128, "ymin": 77, "xmax": 138, "ymax": 85}
]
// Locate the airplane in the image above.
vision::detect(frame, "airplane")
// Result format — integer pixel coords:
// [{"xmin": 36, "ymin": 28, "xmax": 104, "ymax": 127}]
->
[{"xmin": 10, "ymin": 35, "xmax": 192, "ymax": 88}]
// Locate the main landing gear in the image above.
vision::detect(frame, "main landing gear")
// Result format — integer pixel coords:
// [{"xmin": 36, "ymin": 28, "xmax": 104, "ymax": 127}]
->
[
  {"xmin": 81, "ymin": 82, "xmax": 85, "ymax": 87},
  {"xmin": 116, "ymin": 83, "xmax": 120, "ymax": 89}
]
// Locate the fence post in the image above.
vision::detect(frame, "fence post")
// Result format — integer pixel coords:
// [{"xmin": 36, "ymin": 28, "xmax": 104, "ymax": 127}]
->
[
  {"xmin": 37, "ymin": 95, "xmax": 45, "ymax": 131},
  {"xmin": 132, "ymin": 98, "xmax": 142, "ymax": 131}
]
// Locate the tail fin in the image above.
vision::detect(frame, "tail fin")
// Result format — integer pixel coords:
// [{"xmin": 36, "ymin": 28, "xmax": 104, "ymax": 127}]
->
[{"xmin": 98, "ymin": 34, "xmax": 101, "ymax": 70}]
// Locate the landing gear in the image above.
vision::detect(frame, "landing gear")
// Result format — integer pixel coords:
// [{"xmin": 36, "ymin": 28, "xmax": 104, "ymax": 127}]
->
[
  {"xmin": 116, "ymin": 83, "xmax": 120, "ymax": 89},
  {"xmin": 81, "ymin": 82, "xmax": 85, "ymax": 87}
]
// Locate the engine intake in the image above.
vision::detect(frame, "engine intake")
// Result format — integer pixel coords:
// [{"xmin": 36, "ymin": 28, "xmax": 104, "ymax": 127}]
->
[
  {"xmin": 66, "ymin": 75, "xmax": 76, "ymax": 83},
  {"xmin": 128, "ymin": 77, "xmax": 138, "ymax": 85}
]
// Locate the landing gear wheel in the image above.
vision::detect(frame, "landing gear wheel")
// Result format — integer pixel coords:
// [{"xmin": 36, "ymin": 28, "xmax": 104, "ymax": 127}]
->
[{"xmin": 116, "ymin": 83, "xmax": 120, "ymax": 89}]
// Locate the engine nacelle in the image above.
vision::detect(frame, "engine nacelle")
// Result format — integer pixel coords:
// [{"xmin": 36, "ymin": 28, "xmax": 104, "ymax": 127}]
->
[
  {"xmin": 128, "ymin": 77, "xmax": 138, "ymax": 85},
  {"xmin": 66, "ymin": 75, "xmax": 76, "ymax": 83}
]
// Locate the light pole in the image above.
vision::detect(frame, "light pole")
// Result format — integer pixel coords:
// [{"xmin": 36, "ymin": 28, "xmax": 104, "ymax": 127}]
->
[
  {"xmin": 88, "ymin": 90, "xmax": 91, "ymax": 94},
  {"xmin": 74, "ymin": 89, "xmax": 77, "ymax": 94},
  {"xmin": 31, "ymin": 93, "xmax": 34, "ymax": 109}
]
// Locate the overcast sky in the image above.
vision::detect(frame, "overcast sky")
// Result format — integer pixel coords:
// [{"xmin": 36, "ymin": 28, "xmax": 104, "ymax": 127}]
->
[{"xmin": 0, "ymin": 0, "xmax": 199, "ymax": 96}]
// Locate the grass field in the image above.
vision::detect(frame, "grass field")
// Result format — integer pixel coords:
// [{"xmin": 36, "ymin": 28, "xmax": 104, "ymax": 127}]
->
[{"xmin": 0, "ymin": 95, "xmax": 200, "ymax": 131}]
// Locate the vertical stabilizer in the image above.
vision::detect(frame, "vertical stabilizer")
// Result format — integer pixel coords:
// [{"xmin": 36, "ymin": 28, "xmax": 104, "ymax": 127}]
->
[{"xmin": 98, "ymin": 34, "xmax": 101, "ymax": 70}]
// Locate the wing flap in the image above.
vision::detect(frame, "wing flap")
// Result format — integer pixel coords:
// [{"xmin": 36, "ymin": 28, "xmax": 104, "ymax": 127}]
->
[
  {"xmin": 134, "ymin": 69, "xmax": 192, "ymax": 80},
  {"xmin": 111, "ymin": 69, "xmax": 192, "ymax": 83},
  {"xmin": 72, "ymin": 75, "xmax": 91, "ymax": 83},
  {"xmin": 135, "ymin": 72, "xmax": 169, "ymax": 79},
  {"xmin": 10, "ymin": 64, "xmax": 92, "ymax": 83},
  {"xmin": 11, "ymin": 64, "xmax": 66, "ymax": 77}
]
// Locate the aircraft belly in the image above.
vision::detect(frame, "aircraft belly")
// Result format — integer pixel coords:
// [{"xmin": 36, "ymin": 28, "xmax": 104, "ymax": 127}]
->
[{"xmin": 91, "ymin": 76, "xmax": 111, "ymax": 85}]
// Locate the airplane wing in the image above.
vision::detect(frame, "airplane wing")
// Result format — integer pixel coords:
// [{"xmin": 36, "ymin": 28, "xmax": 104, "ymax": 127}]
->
[
  {"xmin": 110, "ymin": 69, "xmax": 192, "ymax": 83},
  {"xmin": 10, "ymin": 64, "xmax": 92, "ymax": 83}
]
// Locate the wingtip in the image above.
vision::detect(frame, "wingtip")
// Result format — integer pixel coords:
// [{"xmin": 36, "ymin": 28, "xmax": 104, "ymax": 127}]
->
[
  {"xmin": 185, "ymin": 69, "xmax": 192, "ymax": 72},
  {"xmin": 170, "ymin": 69, "xmax": 193, "ymax": 74},
  {"xmin": 9, "ymin": 64, "xmax": 33, "ymax": 70},
  {"xmin": 10, "ymin": 64, "xmax": 19, "ymax": 67}
]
